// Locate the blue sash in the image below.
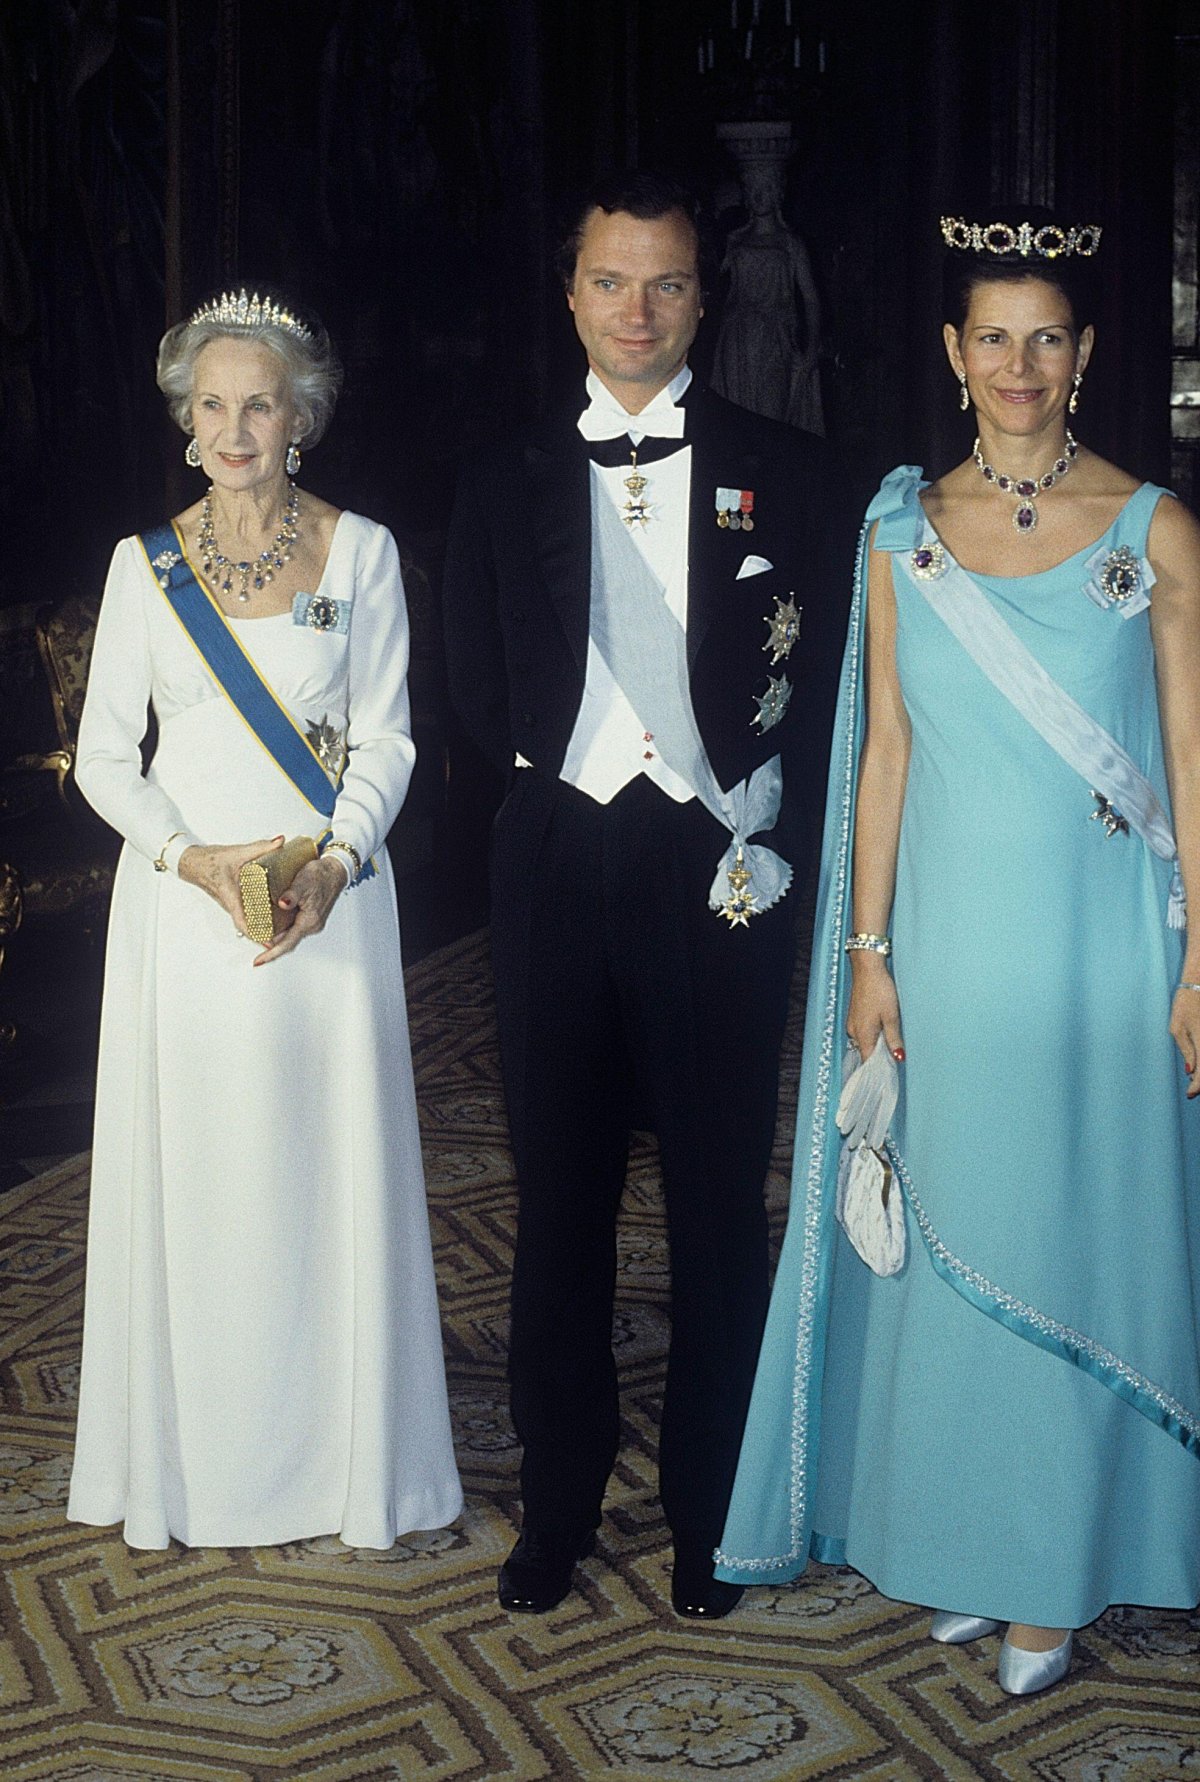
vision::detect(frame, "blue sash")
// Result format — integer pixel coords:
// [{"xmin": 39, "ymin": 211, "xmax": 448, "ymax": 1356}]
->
[{"xmin": 139, "ymin": 522, "xmax": 374, "ymax": 879}]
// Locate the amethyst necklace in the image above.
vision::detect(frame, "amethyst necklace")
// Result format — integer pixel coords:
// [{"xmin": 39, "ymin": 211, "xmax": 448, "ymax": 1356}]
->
[{"xmin": 973, "ymin": 430, "xmax": 1078, "ymax": 535}]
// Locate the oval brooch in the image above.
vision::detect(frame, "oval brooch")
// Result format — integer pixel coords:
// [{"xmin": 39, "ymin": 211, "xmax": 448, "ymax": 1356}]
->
[
  {"xmin": 1082, "ymin": 542, "xmax": 1153, "ymax": 619},
  {"xmin": 1098, "ymin": 545, "xmax": 1141, "ymax": 605},
  {"xmin": 305, "ymin": 595, "xmax": 339, "ymax": 631}
]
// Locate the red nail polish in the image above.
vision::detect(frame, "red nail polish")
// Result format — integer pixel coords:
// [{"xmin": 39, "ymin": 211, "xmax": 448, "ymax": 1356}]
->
[{"xmin": 893, "ymin": 1047, "xmax": 906, "ymax": 1062}]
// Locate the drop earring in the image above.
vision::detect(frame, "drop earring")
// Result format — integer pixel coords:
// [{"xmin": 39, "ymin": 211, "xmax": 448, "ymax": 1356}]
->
[
  {"xmin": 185, "ymin": 436, "xmax": 202, "ymax": 468},
  {"xmin": 1069, "ymin": 371, "xmax": 1082, "ymax": 416},
  {"xmin": 958, "ymin": 373, "xmax": 970, "ymax": 413},
  {"xmin": 286, "ymin": 442, "xmax": 302, "ymax": 476}
]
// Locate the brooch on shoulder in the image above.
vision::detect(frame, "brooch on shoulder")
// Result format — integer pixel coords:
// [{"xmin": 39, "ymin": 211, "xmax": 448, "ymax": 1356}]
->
[
  {"xmin": 1082, "ymin": 544, "xmax": 1152, "ymax": 619},
  {"xmin": 293, "ymin": 592, "xmax": 350, "ymax": 634},
  {"xmin": 151, "ymin": 548, "xmax": 181, "ymax": 591},
  {"xmin": 908, "ymin": 541, "xmax": 947, "ymax": 581}
]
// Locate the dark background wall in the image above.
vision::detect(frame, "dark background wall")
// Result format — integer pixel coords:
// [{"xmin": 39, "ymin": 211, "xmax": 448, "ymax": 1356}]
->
[
  {"xmin": 1, "ymin": 1, "xmax": 1189, "ymax": 580},
  {"xmin": 0, "ymin": 0, "xmax": 1194, "ymax": 922}
]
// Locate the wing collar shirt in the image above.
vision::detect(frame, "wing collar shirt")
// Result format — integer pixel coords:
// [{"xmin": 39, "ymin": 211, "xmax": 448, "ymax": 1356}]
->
[{"xmin": 561, "ymin": 366, "xmax": 695, "ymax": 804}]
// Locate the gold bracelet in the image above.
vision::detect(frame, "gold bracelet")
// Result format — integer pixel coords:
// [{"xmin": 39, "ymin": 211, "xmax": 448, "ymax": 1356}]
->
[
  {"xmin": 322, "ymin": 838, "xmax": 362, "ymax": 883},
  {"xmin": 154, "ymin": 831, "xmax": 186, "ymax": 873}
]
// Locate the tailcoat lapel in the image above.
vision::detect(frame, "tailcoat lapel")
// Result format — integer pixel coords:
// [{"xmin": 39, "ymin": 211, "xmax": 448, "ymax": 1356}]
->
[
  {"xmin": 686, "ymin": 390, "xmax": 764, "ymax": 672},
  {"xmin": 525, "ymin": 416, "xmax": 592, "ymax": 674}
]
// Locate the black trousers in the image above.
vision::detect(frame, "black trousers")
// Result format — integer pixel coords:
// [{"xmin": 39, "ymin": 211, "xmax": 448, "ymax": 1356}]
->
[{"xmin": 490, "ymin": 771, "xmax": 794, "ymax": 1551}]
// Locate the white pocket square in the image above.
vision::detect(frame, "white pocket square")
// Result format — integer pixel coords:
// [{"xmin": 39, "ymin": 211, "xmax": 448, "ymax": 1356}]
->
[{"xmin": 736, "ymin": 555, "xmax": 773, "ymax": 580}]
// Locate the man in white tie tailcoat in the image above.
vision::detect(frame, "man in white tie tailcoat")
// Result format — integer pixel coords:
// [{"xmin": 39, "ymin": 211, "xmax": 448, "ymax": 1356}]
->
[{"xmin": 444, "ymin": 171, "xmax": 836, "ymax": 1617}]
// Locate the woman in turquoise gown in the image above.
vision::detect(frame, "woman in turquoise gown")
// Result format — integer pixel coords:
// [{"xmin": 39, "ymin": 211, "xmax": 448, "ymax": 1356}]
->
[{"xmin": 717, "ymin": 214, "xmax": 1200, "ymax": 1694}]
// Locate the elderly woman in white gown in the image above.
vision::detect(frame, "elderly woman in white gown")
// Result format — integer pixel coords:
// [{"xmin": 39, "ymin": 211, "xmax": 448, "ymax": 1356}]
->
[{"xmin": 67, "ymin": 290, "xmax": 463, "ymax": 1549}]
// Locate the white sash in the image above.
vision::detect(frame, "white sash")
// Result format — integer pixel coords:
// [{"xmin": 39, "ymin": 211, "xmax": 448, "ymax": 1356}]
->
[
  {"xmin": 590, "ymin": 489, "xmax": 792, "ymax": 916},
  {"xmin": 899, "ymin": 532, "xmax": 1184, "ymax": 928}
]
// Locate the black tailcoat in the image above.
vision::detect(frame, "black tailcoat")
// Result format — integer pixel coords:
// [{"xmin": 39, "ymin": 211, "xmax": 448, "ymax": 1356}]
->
[{"xmin": 443, "ymin": 382, "xmax": 840, "ymax": 1551}]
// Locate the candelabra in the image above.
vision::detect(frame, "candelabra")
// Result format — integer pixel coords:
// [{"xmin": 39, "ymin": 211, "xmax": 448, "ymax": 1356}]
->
[{"xmin": 694, "ymin": 0, "xmax": 829, "ymax": 121}]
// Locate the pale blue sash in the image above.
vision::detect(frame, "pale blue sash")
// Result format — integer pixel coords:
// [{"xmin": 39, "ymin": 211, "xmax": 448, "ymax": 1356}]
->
[
  {"xmin": 898, "ymin": 529, "xmax": 1184, "ymax": 927},
  {"xmin": 590, "ymin": 490, "xmax": 791, "ymax": 916}
]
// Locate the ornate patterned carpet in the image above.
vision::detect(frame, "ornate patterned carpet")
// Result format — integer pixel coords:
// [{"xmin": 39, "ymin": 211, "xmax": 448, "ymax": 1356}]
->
[{"xmin": 2, "ymin": 930, "xmax": 1198, "ymax": 1781}]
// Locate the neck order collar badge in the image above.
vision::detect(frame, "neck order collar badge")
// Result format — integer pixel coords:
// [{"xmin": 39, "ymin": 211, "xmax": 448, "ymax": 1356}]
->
[{"xmin": 622, "ymin": 450, "xmax": 651, "ymax": 527}]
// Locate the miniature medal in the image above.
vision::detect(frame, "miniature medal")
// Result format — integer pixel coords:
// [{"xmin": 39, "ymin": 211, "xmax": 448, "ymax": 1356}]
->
[
  {"xmin": 739, "ymin": 490, "xmax": 755, "ymax": 531},
  {"xmin": 715, "ymin": 487, "xmax": 741, "ymax": 530},
  {"xmin": 763, "ymin": 594, "xmax": 802, "ymax": 666}
]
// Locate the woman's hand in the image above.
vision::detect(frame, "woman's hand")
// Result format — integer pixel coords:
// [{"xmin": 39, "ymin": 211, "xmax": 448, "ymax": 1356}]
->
[
  {"xmin": 1170, "ymin": 984, "xmax": 1200, "ymax": 1098},
  {"xmin": 847, "ymin": 957, "xmax": 905, "ymax": 1063},
  {"xmin": 178, "ymin": 837, "xmax": 285, "ymax": 934},
  {"xmin": 252, "ymin": 854, "xmax": 348, "ymax": 966}
]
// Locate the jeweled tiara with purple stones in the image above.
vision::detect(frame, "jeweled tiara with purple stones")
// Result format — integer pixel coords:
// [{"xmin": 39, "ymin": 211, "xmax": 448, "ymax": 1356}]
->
[
  {"xmin": 188, "ymin": 289, "xmax": 313, "ymax": 340},
  {"xmin": 940, "ymin": 217, "xmax": 1102, "ymax": 259}
]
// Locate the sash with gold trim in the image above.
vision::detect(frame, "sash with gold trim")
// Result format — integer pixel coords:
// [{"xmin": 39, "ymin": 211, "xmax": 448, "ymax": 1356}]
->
[{"xmin": 138, "ymin": 522, "xmax": 375, "ymax": 880}]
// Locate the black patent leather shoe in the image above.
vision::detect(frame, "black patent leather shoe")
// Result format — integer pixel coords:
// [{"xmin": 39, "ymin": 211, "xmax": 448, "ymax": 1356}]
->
[
  {"xmin": 497, "ymin": 1526, "xmax": 597, "ymax": 1612},
  {"xmin": 671, "ymin": 1544, "xmax": 744, "ymax": 1619}
]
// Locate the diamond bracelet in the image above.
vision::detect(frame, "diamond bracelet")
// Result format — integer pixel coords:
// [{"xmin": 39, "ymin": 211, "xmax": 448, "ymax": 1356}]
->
[{"xmin": 845, "ymin": 932, "xmax": 892, "ymax": 957}]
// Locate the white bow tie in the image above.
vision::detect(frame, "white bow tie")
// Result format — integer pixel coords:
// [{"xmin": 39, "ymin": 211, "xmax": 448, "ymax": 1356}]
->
[{"xmin": 577, "ymin": 390, "xmax": 686, "ymax": 443}]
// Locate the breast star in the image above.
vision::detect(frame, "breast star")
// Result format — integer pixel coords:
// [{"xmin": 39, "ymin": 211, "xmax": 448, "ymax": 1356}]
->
[
  {"xmin": 752, "ymin": 674, "xmax": 792, "ymax": 732},
  {"xmin": 763, "ymin": 595, "xmax": 802, "ymax": 666},
  {"xmin": 306, "ymin": 716, "xmax": 347, "ymax": 776}
]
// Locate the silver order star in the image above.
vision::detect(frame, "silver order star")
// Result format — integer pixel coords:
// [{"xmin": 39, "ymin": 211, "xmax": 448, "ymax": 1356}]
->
[
  {"xmin": 1090, "ymin": 789, "xmax": 1129, "ymax": 838},
  {"xmin": 762, "ymin": 595, "xmax": 802, "ymax": 666},
  {"xmin": 306, "ymin": 716, "xmax": 346, "ymax": 776},
  {"xmin": 752, "ymin": 674, "xmax": 792, "ymax": 733}
]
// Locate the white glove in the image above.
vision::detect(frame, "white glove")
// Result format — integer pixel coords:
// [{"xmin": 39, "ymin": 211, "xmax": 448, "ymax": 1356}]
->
[{"xmin": 835, "ymin": 1032, "xmax": 899, "ymax": 1151}]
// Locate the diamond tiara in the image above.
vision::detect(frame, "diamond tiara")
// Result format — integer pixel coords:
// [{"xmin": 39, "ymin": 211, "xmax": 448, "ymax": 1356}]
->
[
  {"xmin": 940, "ymin": 216, "xmax": 1102, "ymax": 259},
  {"xmin": 188, "ymin": 289, "xmax": 313, "ymax": 340}
]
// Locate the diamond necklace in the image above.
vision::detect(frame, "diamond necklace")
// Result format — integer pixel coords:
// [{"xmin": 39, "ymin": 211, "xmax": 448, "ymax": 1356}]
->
[
  {"xmin": 199, "ymin": 481, "xmax": 301, "ymax": 601},
  {"xmin": 972, "ymin": 430, "xmax": 1078, "ymax": 535}
]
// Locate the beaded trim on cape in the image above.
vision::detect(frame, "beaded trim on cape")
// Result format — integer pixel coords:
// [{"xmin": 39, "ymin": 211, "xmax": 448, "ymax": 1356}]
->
[
  {"xmin": 890, "ymin": 1147, "xmax": 1200, "ymax": 1457},
  {"xmin": 713, "ymin": 522, "xmax": 871, "ymax": 1577}
]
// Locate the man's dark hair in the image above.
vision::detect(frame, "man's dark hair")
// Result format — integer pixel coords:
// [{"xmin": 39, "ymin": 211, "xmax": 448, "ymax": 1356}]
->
[{"xmin": 556, "ymin": 170, "xmax": 708, "ymax": 293}]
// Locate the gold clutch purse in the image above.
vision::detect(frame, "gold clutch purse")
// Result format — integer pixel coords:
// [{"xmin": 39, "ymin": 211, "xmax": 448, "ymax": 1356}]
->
[{"xmin": 238, "ymin": 836, "xmax": 318, "ymax": 945}]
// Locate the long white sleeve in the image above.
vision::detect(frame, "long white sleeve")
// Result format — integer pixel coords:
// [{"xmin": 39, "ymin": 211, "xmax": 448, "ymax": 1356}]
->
[
  {"xmin": 327, "ymin": 520, "xmax": 416, "ymax": 866},
  {"xmin": 76, "ymin": 537, "xmax": 199, "ymax": 865}
]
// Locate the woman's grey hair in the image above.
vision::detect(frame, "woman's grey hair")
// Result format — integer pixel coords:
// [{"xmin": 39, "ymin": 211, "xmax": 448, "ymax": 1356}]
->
[{"xmin": 156, "ymin": 301, "xmax": 343, "ymax": 448}]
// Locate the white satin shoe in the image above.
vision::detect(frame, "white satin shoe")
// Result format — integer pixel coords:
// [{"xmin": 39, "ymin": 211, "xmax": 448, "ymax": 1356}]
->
[
  {"xmin": 997, "ymin": 1630, "xmax": 1073, "ymax": 1695},
  {"xmin": 930, "ymin": 1611, "xmax": 1002, "ymax": 1644}
]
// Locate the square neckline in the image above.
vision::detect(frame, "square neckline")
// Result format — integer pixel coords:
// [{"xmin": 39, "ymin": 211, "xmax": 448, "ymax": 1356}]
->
[
  {"xmin": 198, "ymin": 509, "xmax": 349, "ymax": 623},
  {"xmin": 916, "ymin": 482, "xmax": 1151, "ymax": 583}
]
